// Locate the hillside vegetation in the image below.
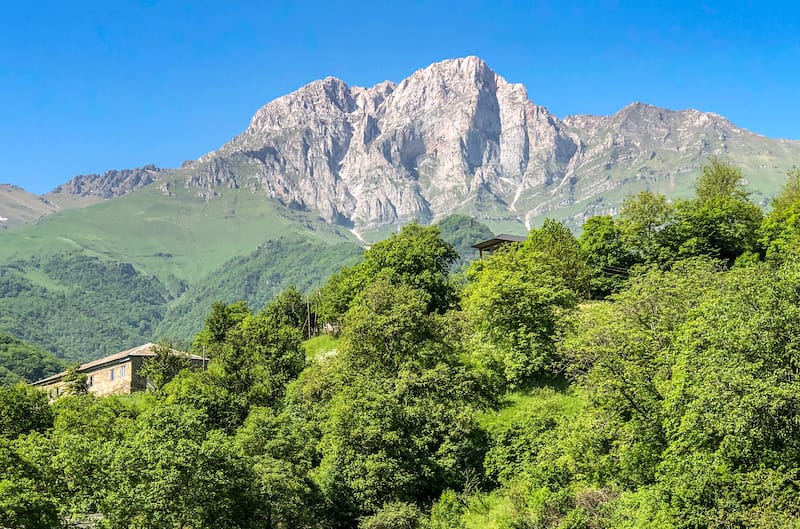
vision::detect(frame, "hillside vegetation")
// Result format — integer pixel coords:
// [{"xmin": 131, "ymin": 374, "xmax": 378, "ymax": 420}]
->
[
  {"xmin": 0, "ymin": 332, "xmax": 66, "ymax": 385},
  {"xmin": 0, "ymin": 175, "xmax": 492, "ymax": 362},
  {"xmin": 3, "ymin": 161, "xmax": 800, "ymax": 528}
]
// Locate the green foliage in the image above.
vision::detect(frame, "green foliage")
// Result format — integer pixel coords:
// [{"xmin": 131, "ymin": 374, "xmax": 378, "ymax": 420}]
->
[
  {"xmin": 0, "ymin": 253, "xmax": 170, "ymax": 361},
  {"xmin": 0, "ymin": 332, "xmax": 66, "ymax": 385},
  {"xmin": 0, "ymin": 384, "xmax": 53, "ymax": 439},
  {"xmin": 168, "ymin": 295, "xmax": 307, "ymax": 431},
  {"xmin": 103, "ymin": 404, "xmax": 260, "ymax": 529},
  {"xmin": 313, "ymin": 280, "xmax": 490, "ymax": 519},
  {"xmin": 0, "ymin": 438, "xmax": 59, "ymax": 529},
  {"xmin": 463, "ymin": 234, "xmax": 578, "ymax": 386},
  {"xmin": 527, "ymin": 219, "xmax": 592, "ymax": 296},
  {"xmin": 429, "ymin": 489, "xmax": 467, "ymax": 529},
  {"xmin": 618, "ymin": 190, "xmax": 677, "ymax": 265},
  {"xmin": 435, "ymin": 214, "xmax": 495, "ymax": 268},
  {"xmin": 579, "ymin": 215, "xmax": 635, "ymax": 298},
  {"xmin": 193, "ymin": 300, "xmax": 251, "ymax": 349},
  {"xmin": 4, "ymin": 169, "xmax": 800, "ymax": 529},
  {"xmin": 359, "ymin": 501, "xmax": 427, "ymax": 529},
  {"xmin": 673, "ymin": 160, "xmax": 763, "ymax": 263},
  {"xmin": 137, "ymin": 340, "xmax": 193, "ymax": 391},
  {"xmin": 160, "ymin": 238, "xmax": 362, "ymax": 340},
  {"xmin": 760, "ymin": 167, "xmax": 800, "ymax": 261},
  {"xmin": 319, "ymin": 223, "xmax": 459, "ymax": 324},
  {"xmin": 62, "ymin": 364, "xmax": 88, "ymax": 396}
]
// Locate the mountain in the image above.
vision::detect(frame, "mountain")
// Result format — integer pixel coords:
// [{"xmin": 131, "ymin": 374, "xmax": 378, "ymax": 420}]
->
[
  {"xmin": 7, "ymin": 56, "xmax": 799, "ymax": 234},
  {"xmin": 0, "ymin": 184, "xmax": 59, "ymax": 228},
  {"xmin": 1, "ymin": 56, "xmax": 799, "ymax": 361},
  {"xmin": 177, "ymin": 56, "xmax": 799, "ymax": 233}
]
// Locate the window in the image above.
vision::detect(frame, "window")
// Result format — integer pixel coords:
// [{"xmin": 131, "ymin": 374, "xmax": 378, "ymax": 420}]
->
[
  {"xmin": 121, "ymin": 365, "xmax": 126, "ymax": 378},
  {"xmin": 110, "ymin": 368, "xmax": 115, "ymax": 381},
  {"xmin": 88, "ymin": 375, "xmax": 93, "ymax": 387}
]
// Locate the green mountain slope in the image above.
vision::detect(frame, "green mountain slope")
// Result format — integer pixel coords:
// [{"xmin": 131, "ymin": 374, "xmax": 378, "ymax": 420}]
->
[
  {"xmin": 0, "ymin": 331, "xmax": 67, "ymax": 385},
  {"xmin": 0, "ymin": 175, "xmax": 362, "ymax": 360},
  {"xmin": 0, "ymin": 173, "xmax": 356, "ymax": 288},
  {"xmin": 157, "ymin": 238, "xmax": 363, "ymax": 340},
  {"xmin": 0, "ymin": 253, "xmax": 171, "ymax": 362}
]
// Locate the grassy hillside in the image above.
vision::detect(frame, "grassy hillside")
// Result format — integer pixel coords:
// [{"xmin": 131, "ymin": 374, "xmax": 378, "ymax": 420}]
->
[
  {"xmin": 0, "ymin": 174, "xmax": 357, "ymax": 288},
  {"xmin": 0, "ymin": 253, "xmax": 171, "ymax": 362},
  {"xmin": 0, "ymin": 175, "xmax": 367, "ymax": 360}
]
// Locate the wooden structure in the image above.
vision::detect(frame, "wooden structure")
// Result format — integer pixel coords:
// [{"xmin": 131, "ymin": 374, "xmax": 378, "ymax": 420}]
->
[
  {"xmin": 32, "ymin": 343, "xmax": 206, "ymax": 399},
  {"xmin": 472, "ymin": 234, "xmax": 526, "ymax": 258}
]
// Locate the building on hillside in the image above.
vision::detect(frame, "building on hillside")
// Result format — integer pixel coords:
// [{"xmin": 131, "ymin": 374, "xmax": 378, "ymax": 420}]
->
[
  {"xmin": 32, "ymin": 343, "xmax": 206, "ymax": 399},
  {"xmin": 472, "ymin": 234, "xmax": 526, "ymax": 258}
]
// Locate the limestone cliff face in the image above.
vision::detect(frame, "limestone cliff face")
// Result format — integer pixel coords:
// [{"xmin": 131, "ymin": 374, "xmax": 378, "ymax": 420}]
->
[
  {"xmin": 188, "ymin": 57, "xmax": 585, "ymax": 228},
  {"xmin": 185, "ymin": 56, "xmax": 800, "ymax": 230},
  {"xmin": 44, "ymin": 57, "xmax": 800, "ymax": 230}
]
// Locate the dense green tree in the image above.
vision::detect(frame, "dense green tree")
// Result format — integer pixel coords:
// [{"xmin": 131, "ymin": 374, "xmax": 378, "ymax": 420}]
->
[
  {"xmin": 138, "ymin": 340, "xmax": 194, "ymax": 392},
  {"xmin": 103, "ymin": 404, "xmax": 261, "ymax": 529},
  {"xmin": 579, "ymin": 215, "xmax": 636, "ymax": 298},
  {"xmin": 0, "ymin": 439, "xmax": 59, "ymax": 529},
  {"xmin": 314, "ymin": 280, "xmax": 489, "ymax": 521},
  {"xmin": 0, "ymin": 384, "xmax": 53, "ymax": 439},
  {"xmin": 319, "ymin": 223, "xmax": 459, "ymax": 325},
  {"xmin": 62, "ymin": 364, "xmax": 88, "ymax": 396},
  {"xmin": 527, "ymin": 219, "xmax": 592, "ymax": 296},
  {"xmin": 24, "ymin": 395, "xmax": 139, "ymax": 522},
  {"xmin": 463, "ymin": 243, "xmax": 578, "ymax": 386},
  {"xmin": 618, "ymin": 191, "xmax": 677, "ymax": 264},
  {"xmin": 263, "ymin": 285, "xmax": 310, "ymax": 332},
  {"xmin": 760, "ymin": 167, "xmax": 800, "ymax": 261},
  {"xmin": 168, "ymin": 301, "xmax": 306, "ymax": 431},
  {"xmin": 359, "ymin": 501, "xmax": 427, "ymax": 529},
  {"xmin": 193, "ymin": 300, "xmax": 251, "ymax": 351},
  {"xmin": 674, "ymin": 160, "xmax": 763, "ymax": 263},
  {"xmin": 235, "ymin": 406, "xmax": 323, "ymax": 528}
]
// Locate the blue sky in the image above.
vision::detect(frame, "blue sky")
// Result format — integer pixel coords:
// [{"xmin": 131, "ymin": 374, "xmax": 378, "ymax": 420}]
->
[{"xmin": 2, "ymin": 0, "xmax": 799, "ymax": 193}]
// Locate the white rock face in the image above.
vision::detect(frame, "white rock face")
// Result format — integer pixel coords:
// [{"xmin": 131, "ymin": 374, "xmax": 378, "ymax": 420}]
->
[
  {"xmin": 183, "ymin": 57, "xmax": 800, "ymax": 229},
  {"xmin": 189, "ymin": 57, "xmax": 581, "ymax": 228}
]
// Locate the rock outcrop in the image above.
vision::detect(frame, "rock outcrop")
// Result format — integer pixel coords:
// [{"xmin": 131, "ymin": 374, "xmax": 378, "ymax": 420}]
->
[{"xmin": 49, "ymin": 164, "xmax": 166, "ymax": 199}]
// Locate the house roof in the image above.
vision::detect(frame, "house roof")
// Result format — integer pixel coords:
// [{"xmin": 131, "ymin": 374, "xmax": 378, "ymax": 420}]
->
[
  {"xmin": 472, "ymin": 234, "xmax": 527, "ymax": 252},
  {"xmin": 32, "ymin": 343, "xmax": 206, "ymax": 386}
]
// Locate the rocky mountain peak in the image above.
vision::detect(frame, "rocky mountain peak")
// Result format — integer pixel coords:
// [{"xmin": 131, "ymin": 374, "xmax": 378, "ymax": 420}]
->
[{"xmin": 60, "ymin": 56, "xmax": 796, "ymax": 232}]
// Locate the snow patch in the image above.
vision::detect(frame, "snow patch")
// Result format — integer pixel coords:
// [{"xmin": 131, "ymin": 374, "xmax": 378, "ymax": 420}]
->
[{"xmin": 349, "ymin": 227, "xmax": 366, "ymax": 244}]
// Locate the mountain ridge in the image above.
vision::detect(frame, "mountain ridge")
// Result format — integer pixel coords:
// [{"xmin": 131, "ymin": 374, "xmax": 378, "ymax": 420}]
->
[{"xmin": 2, "ymin": 56, "xmax": 799, "ymax": 233}]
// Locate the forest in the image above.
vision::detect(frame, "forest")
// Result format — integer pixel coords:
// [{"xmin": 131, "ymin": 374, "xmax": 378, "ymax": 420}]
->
[{"xmin": 3, "ymin": 159, "xmax": 800, "ymax": 528}]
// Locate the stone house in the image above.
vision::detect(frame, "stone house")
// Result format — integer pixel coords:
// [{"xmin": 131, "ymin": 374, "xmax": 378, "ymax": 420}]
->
[{"xmin": 32, "ymin": 343, "xmax": 206, "ymax": 398}]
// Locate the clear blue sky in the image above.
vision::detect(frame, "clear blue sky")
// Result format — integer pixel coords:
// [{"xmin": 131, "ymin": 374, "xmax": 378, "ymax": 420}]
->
[{"xmin": 2, "ymin": 0, "xmax": 799, "ymax": 194}]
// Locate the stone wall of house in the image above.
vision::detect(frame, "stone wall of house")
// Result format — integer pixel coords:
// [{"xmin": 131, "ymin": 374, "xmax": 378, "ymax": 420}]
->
[{"xmin": 87, "ymin": 360, "xmax": 134, "ymax": 397}]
